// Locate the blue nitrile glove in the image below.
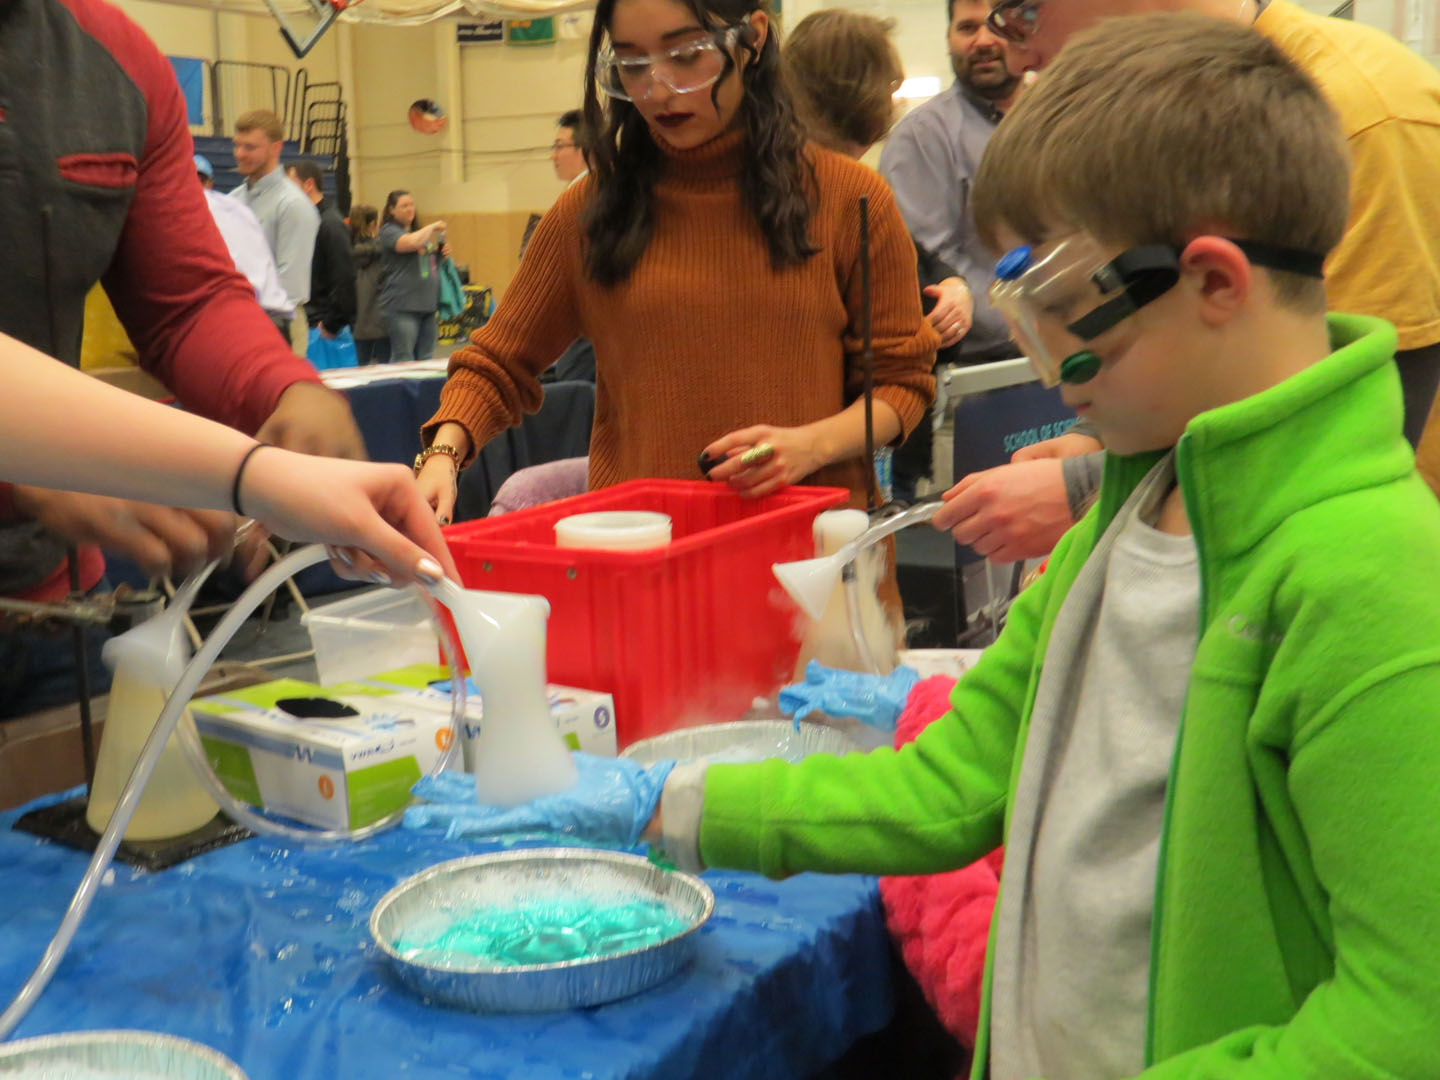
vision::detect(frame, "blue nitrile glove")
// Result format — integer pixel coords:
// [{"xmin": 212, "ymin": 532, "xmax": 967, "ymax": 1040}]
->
[
  {"xmin": 778, "ymin": 660, "xmax": 921, "ymax": 732},
  {"xmin": 404, "ymin": 753, "xmax": 675, "ymax": 848}
]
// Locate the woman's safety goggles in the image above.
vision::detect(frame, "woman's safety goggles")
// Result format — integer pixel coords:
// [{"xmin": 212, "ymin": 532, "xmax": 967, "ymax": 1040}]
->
[
  {"xmin": 597, "ymin": 27, "xmax": 742, "ymax": 102},
  {"xmin": 988, "ymin": 234, "xmax": 1326, "ymax": 387}
]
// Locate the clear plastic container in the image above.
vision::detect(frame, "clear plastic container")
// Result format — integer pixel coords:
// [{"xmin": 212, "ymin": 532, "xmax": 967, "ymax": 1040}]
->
[{"xmin": 302, "ymin": 588, "xmax": 439, "ymax": 686}]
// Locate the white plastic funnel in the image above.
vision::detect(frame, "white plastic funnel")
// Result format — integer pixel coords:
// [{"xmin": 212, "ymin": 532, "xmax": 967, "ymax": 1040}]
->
[{"xmin": 773, "ymin": 501, "xmax": 942, "ymax": 620}]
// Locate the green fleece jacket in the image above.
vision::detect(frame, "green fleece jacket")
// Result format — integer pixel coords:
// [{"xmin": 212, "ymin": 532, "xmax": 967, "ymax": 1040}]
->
[{"xmin": 700, "ymin": 314, "xmax": 1440, "ymax": 1078}]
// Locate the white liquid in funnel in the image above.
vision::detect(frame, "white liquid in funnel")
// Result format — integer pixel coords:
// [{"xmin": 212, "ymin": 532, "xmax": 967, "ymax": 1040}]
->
[
  {"xmin": 774, "ymin": 501, "xmax": 944, "ymax": 622},
  {"xmin": 773, "ymin": 556, "xmax": 846, "ymax": 624},
  {"xmin": 435, "ymin": 581, "xmax": 577, "ymax": 807}
]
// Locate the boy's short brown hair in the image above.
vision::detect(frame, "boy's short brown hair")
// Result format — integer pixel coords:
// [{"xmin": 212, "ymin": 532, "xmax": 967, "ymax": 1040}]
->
[
  {"xmin": 235, "ymin": 109, "xmax": 285, "ymax": 143},
  {"xmin": 972, "ymin": 13, "xmax": 1350, "ymax": 309},
  {"xmin": 784, "ymin": 10, "xmax": 903, "ymax": 152}
]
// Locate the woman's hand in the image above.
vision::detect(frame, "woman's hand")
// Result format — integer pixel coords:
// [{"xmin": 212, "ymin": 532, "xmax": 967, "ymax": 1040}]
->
[
  {"xmin": 924, "ymin": 277, "xmax": 973, "ymax": 348},
  {"xmin": 701, "ymin": 424, "xmax": 827, "ymax": 499},
  {"xmin": 440, "ymin": 242, "xmax": 453, "ymax": 259},
  {"xmin": 239, "ymin": 449, "xmax": 459, "ymax": 587},
  {"xmin": 415, "ymin": 453, "xmax": 460, "ymax": 526}
]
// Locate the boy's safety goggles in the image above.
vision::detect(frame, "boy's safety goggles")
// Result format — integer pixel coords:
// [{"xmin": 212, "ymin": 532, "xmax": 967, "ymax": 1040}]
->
[{"xmin": 988, "ymin": 234, "xmax": 1327, "ymax": 387}]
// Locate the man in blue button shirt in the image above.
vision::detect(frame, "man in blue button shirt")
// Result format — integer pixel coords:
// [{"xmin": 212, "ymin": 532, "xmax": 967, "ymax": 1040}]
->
[{"xmin": 880, "ymin": 0, "xmax": 1022, "ymax": 365}]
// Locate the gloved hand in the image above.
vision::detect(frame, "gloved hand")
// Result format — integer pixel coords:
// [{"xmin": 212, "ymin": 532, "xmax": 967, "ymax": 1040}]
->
[
  {"xmin": 403, "ymin": 753, "xmax": 675, "ymax": 848},
  {"xmin": 779, "ymin": 660, "xmax": 921, "ymax": 732}
]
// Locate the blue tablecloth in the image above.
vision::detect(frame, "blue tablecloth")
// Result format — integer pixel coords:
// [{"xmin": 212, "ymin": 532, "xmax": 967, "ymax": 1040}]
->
[
  {"xmin": 342, "ymin": 373, "xmax": 446, "ymax": 468},
  {"xmin": 0, "ymin": 792, "xmax": 894, "ymax": 1079}
]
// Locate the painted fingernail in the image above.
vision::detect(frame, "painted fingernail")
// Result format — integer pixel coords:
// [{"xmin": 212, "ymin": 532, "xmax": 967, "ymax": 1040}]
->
[
  {"xmin": 438, "ymin": 515, "xmax": 451, "ymax": 527},
  {"xmin": 415, "ymin": 557, "xmax": 444, "ymax": 585},
  {"xmin": 334, "ymin": 548, "xmax": 354, "ymax": 567},
  {"xmin": 369, "ymin": 570, "xmax": 392, "ymax": 586}
]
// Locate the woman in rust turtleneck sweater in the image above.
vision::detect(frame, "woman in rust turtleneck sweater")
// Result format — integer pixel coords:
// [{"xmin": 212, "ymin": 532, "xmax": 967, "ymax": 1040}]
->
[{"xmin": 418, "ymin": 0, "xmax": 937, "ymax": 521}]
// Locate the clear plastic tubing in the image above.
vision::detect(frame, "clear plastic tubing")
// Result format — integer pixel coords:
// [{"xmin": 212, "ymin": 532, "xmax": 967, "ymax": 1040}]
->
[
  {"xmin": 843, "ymin": 501, "xmax": 941, "ymax": 676},
  {"xmin": 0, "ymin": 544, "xmax": 465, "ymax": 1041},
  {"xmin": 842, "ymin": 566, "xmax": 882, "ymax": 676}
]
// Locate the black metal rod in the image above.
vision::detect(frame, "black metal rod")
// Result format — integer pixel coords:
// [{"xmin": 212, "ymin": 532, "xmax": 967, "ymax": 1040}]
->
[
  {"xmin": 859, "ymin": 196, "xmax": 878, "ymax": 511},
  {"xmin": 67, "ymin": 546, "xmax": 96, "ymax": 794}
]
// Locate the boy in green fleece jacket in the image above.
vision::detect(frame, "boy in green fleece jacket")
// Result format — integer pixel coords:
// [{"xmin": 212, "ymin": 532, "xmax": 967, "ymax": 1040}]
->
[
  {"xmin": 412, "ymin": 14, "xmax": 1440, "ymax": 1078},
  {"xmin": 676, "ymin": 15, "xmax": 1440, "ymax": 1076}
]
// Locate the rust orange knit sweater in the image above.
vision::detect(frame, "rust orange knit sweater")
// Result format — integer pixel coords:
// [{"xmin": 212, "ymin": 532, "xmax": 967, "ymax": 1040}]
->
[{"xmin": 424, "ymin": 131, "xmax": 938, "ymax": 508}]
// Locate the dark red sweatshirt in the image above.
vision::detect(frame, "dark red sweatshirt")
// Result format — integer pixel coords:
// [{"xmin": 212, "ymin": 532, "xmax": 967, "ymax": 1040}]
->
[{"xmin": 0, "ymin": 0, "xmax": 325, "ymax": 596}]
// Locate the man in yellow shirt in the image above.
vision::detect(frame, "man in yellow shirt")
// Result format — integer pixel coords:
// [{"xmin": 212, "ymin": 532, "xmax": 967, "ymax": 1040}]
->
[{"xmin": 932, "ymin": 0, "xmax": 1440, "ymax": 566}]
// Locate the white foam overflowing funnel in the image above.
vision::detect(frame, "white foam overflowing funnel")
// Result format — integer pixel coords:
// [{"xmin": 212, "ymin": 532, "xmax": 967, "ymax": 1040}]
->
[
  {"xmin": 772, "ymin": 501, "xmax": 943, "ymax": 621},
  {"xmin": 426, "ymin": 576, "xmax": 578, "ymax": 807}
]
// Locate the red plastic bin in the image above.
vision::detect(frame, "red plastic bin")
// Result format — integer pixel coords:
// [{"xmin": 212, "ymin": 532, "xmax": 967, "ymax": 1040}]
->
[{"xmin": 444, "ymin": 480, "xmax": 848, "ymax": 748}]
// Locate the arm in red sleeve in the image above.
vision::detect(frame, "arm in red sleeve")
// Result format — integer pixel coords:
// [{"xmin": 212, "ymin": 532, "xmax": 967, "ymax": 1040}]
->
[{"xmin": 71, "ymin": 0, "xmax": 321, "ymax": 435}]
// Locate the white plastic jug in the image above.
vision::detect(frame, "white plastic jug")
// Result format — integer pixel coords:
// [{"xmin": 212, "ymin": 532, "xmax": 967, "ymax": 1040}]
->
[{"xmin": 85, "ymin": 576, "xmax": 218, "ymax": 840}]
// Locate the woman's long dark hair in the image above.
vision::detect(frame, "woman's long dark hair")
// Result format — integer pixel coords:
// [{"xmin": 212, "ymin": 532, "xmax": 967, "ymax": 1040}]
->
[
  {"xmin": 382, "ymin": 189, "xmax": 421, "ymax": 231},
  {"xmin": 580, "ymin": 0, "xmax": 817, "ymax": 286},
  {"xmin": 349, "ymin": 204, "xmax": 379, "ymax": 246}
]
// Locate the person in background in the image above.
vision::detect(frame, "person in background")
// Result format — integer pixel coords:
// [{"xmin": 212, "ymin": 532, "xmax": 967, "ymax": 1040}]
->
[
  {"xmin": 415, "ymin": 0, "xmax": 936, "ymax": 534},
  {"xmin": 287, "ymin": 159, "xmax": 358, "ymax": 355},
  {"xmin": 527, "ymin": 109, "xmax": 600, "ymax": 382},
  {"xmin": 230, "ymin": 109, "xmax": 320, "ymax": 347},
  {"xmin": 783, "ymin": 7, "xmax": 980, "ymax": 505},
  {"xmin": 879, "ymin": 0, "xmax": 1022, "ymax": 368},
  {"xmin": 934, "ymin": 0, "xmax": 1440, "ymax": 565},
  {"xmin": 378, "ymin": 190, "xmax": 450, "ymax": 364},
  {"xmin": 520, "ymin": 107, "xmax": 596, "ymax": 259},
  {"xmin": 0, "ymin": 0, "xmax": 365, "ymax": 719},
  {"xmin": 349, "ymin": 205, "xmax": 391, "ymax": 366},
  {"xmin": 551, "ymin": 108, "xmax": 593, "ymax": 185},
  {"xmin": 195, "ymin": 155, "xmax": 291, "ymax": 321}
]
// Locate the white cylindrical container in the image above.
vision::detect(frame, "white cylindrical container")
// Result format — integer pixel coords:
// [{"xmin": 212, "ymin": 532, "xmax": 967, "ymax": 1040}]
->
[
  {"xmin": 554, "ymin": 511, "xmax": 672, "ymax": 551},
  {"xmin": 792, "ymin": 509, "xmax": 899, "ymax": 689}
]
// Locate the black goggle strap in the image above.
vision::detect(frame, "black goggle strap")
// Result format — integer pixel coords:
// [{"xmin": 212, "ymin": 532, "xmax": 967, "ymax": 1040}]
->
[
  {"xmin": 1229, "ymin": 239, "xmax": 1327, "ymax": 279},
  {"xmin": 1064, "ymin": 239, "xmax": 1326, "ymax": 343},
  {"xmin": 1065, "ymin": 245, "xmax": 1180, "ymax": 342}
]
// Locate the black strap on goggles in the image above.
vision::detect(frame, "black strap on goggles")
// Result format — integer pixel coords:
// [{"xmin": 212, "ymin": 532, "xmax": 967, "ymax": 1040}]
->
[{"xmin": 1065, "ymin": 239, "xmax": 1326, "ymax": 343}]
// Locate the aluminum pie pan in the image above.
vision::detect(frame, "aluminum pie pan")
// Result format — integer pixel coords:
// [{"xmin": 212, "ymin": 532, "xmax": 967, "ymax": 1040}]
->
[
  {"xmin": 370, "ymin": 848, "xmax": 713, "ymax": 1012},
  {"xmin": 621, "ymin": 719, "xmax": 859, "ymax": 767},
  {"xmin": 0, "ymin": 1030, "xmax": 247, "ymax": 1079}
]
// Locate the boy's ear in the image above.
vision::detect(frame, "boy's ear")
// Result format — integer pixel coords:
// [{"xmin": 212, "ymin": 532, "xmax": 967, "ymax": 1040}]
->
[{"xmin": 1179, "ymin": 236, "xmax": 1251, "ymax": 327}]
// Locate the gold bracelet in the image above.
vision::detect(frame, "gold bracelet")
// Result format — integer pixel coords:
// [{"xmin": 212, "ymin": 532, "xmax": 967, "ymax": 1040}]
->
[{"xmin": 414, "ymin": 444, "xmax": 462, "ymax": 475}]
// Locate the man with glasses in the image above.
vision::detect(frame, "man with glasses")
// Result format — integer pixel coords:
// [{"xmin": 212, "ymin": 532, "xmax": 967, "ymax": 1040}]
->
[
  {"xmin": 527, "ymin": 109, "xmax": 597, "ymax": 383},
  {"xmin": 934, "ymin": 0, "xmax": 1440, "ymax": 566},
  {"xmin": 550, "ymin": 109, "xmax": 592, "ymax": 186}
]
